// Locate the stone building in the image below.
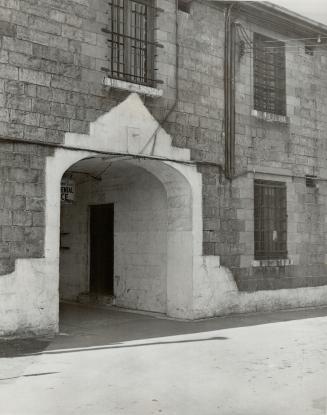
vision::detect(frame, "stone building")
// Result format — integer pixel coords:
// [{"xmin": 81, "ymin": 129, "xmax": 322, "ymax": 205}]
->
[{"xmin": 1, "ymin": 0, "xmax": 327, "ymax": 336}]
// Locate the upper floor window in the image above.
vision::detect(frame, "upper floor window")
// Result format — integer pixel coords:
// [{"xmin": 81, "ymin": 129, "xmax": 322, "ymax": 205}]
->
[
  {"xmin": 254, "ymin": 180, "xmax": 287, "ymax": 260},
  {"xmin": 104, "ymin": 0, "xmax": 158, "ymax": 87},
  {"xmin": 253, "ymin": 33, "xmax": 286, "ymax": 116}
]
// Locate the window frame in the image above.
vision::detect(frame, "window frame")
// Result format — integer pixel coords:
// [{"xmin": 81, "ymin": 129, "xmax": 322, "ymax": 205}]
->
[
  {"xmin": 106, "ymin": 0, "xmax": 157, "ymax": 87},
  {"xmin": 254, "ymin": 179, "xmax": 288, "ymax": 260},
  {"xmin": 253, "ymin": 32, "xmax": 287, "ymax": 116}
]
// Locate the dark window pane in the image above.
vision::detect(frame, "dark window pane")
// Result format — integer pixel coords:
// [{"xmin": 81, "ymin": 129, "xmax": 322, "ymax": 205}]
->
[
  {"xmin": 254, "ymin": 180, "xmax": 287, "ymax": 259},
  {"xmin": 253, "ymin": 33, "xmax": 286, "ymax": 116},
  {"xmin": 106, "ymin": 0, "xmax": 155, "ymax": 86}
]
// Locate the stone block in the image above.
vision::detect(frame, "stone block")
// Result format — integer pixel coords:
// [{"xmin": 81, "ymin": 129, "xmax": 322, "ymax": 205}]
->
[
  {"xmin": 32, "ymin": 211, "xmax": 45, "ymax": 226},
  {"xmin": 50, "ymin": 102, "xmax": 76, "ymax": 118},
  {"xmin": 0, "ymin": 63, "xmax": 18, "ymax": 80},
  {"xmin": 0, "ymin": 258, "xmax": 14, "ymax": 275},
  {"xmin": 10, "ymin": 241, "xmax": 27, "ymax": 257},
  {"xmin": 19, "ymin": 68, "xmax": 51, "ymax": 86},
  {"xmin": 0, "ymin": 108, "xmax": 10, "ymax": 122},
  {"xmin": 25, "ymin": 84, "xmax": 37, "ymax": 97},
  {"xmin": 16, "ymin": 26, "xmax": 51, "ymax": 47},
  {"xmin": 24, "ymin": 182, "xmax": 44, "ymax": 198},
  {"xmin": 31, "ymin": 97, "xmax": 51, "ymax": 114},
  {"xmin": 0, "ymin": 243, "xmax": 10, "ymax": 258},
  {"xmin": 5, "ymin": 80, "xmax": 25, "ymax": 95},
  {"xmin": 0, "ymin": 210, "xmax": 12, "ymax": 225},
  {"xmin": 28, "ymin": 15, "xmax": 61, "ymax": 35},
  {"xmin": 2, "ymin": 226, "xmax": 24, "ymax": 242},
  {"xmin": 0, "ymin": 50, "xmax": 9, "ymax": 64},
  {"xmin": 2, "ymin": 36, "xmax": 33, "ymax": 55},
  {"xmin": 0, "ymin": 121, "xmax": 24, "ymax": 138},
  {"xmin": 25, "ymin": 239, "xmax": 43, "ymax": 256},
  {"xmin": 39, "ymin": 114, "xmax": 70, "ymax": 131},
  {"xmin": 10, "ymin": 110, "xmax": 40, "ymax": 126},
  {"xmin": 12, "ymin": 210, "xmax": 32, "ymax": 226},
  {"xmin": 51, "ymin": 75, "xmax": 89, "ymax": 93},
  {"xmin": 0, "ymin": 20, "xmax": 16, "ymax": 37},
  {"xmin": 24, "ymin": 126, "xmax": 47, "ymax": 142},
  {"xmin": 6, "ymin": 94, "xmax": 31, "ymax": 111},
  {"xmin": 24, "ymin": 226, "xmax": 44, "ymax": 243},
  {"xmin": 45, "ymin": 128, "xmax": 64, "ymax": 143},
  {"xmin": 26, "ymin": 197, "xmax": 44, "ymax": 211},
  {"xmin": 9, "ymin": 195, "xmax": 26, "ymax": 210}
]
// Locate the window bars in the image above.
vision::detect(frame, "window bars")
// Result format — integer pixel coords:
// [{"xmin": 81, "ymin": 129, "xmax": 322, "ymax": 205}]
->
[
  {"xmin": 254, "ymin": 180, "xmax": 287, "ymax": 260},
  {"xmin": 101, "ymin": 0, "xmax": 163, "ymax": 87},
  {"xmin": 253, "ymin": 33, "xmax": 286, "ymax": 116}
]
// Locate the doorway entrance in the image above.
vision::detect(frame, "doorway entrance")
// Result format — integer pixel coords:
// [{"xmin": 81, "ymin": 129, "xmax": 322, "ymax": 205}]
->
[
  {"xmin": 59, "ymin": 158, "xmax": 169, "ymax": 313},
  {"xmin": 90, "ymin": 204, "xmax": 114, "ymax": 295},
  {"xmin": 58, "ymin": 154, "xmax": 196, "ymax": 318}
]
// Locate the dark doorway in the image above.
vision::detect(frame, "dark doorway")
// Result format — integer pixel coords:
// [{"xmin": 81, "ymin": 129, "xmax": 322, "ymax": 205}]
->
[{"xmin": 90, "ymin": 204, "xmax": 114, "ymax": 295}]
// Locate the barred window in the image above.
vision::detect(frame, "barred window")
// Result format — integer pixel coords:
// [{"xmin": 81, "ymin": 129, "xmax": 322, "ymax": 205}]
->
[
  {"xmin": 104, "ymin": 0, "xmax": 158, "ymax": 87},
  {"xmin": 253, "ymin": 33, "xmax": 286, "ymax": 116},
  {"xmin": 254, "ymin": 180, "xmax": 287, "ymax": 259}
]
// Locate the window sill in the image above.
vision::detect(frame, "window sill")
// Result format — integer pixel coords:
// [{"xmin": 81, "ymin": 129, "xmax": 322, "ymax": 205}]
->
[
  {"xmin": 251, "ymin": 109, "xmax": 289, "ymax": 124},
  {"xmin": 103, "ymin": 77, "xmax": 163, "ymax": 98},
  {"xmin": 252, "ymin": 258, "xmax": 292, "ymax": 267}
]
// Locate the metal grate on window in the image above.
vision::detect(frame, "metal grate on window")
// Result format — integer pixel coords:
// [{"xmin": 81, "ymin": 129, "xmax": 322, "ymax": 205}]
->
[
  {"xmin": 101, "ymin": 0, "xmax": 163, "ymax": 87},
  {"xmin": 253, "ymin": 33, "xmax": 286, "ymax": 116},
  {"xmin": 254, "ymin": 180, "xmax": 287, "ymax": 260},
  {"xmin": 305, "ymin": 175, "xmax": 317, "ymax": 187}
]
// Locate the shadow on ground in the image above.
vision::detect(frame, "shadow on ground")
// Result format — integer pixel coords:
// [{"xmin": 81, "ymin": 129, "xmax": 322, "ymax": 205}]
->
[
  {"xmin": 1, "ymin": 302, "xmax": 327, "ymax": 358},
  {"xmin": 0, "ymin": 338, "xmax": 51, "ymax": 358}
]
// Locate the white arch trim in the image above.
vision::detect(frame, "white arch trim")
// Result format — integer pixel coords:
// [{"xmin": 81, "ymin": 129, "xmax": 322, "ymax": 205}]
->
[{"xmin": 48, "ymin": 150, "xmax": 205, "ymax": 320}]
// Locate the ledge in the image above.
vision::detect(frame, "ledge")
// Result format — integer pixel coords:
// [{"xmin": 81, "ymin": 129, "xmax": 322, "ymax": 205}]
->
[
  {"xmin": 252, "ymin": 258, "xmax": 293, "ymax": 267},
  {"xmin": 251, "ymin": 109, "xmax": 289, "ymax": 124},
  {"xmin": 103, "ymin": 77, "xmax": 163, "ymax": 98}
]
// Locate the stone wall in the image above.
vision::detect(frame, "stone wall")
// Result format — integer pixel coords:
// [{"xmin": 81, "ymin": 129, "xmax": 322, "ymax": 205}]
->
[
  {"xmin": 219, "ymin": 18, "xmax": 327, "ymax": 290},
  {"xmin": 1, "ymin": 0, "xmax": 327, "ymax": 294},
  {"xmin": 0, "ymin": 0, "xmax": 226, "ymax": 276},
  {"xmin": 0, "ymin": 141, "xmax": 51, "ymax": 274}
]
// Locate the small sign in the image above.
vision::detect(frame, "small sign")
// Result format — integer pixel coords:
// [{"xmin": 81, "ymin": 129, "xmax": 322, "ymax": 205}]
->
[{"xmin": 61, "ymin": 178, "xmax": 75, "ymax": 204}]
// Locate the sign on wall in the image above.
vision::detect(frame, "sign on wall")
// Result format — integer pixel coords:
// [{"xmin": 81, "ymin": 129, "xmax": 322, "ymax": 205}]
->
[{"xmin": 61, "ymin": 178, "xmax": 75, "ymax": 204}]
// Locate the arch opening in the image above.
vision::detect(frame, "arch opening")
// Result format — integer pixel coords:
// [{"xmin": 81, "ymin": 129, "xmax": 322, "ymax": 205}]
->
[{"xmin": 59, "ymin": 155, "xmax": 195, "ymax": 316}]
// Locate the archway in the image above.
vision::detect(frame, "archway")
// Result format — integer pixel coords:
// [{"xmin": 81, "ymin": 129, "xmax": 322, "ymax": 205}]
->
[{"xmin": 58, "ymin": 154, "xmax": 196, "ymax": 317}]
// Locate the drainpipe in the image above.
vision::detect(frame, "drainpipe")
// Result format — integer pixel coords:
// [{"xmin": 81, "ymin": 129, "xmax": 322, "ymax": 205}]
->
[{"xmin": 224, "ymin": 4, "xmax": 236, "ymax": 179}]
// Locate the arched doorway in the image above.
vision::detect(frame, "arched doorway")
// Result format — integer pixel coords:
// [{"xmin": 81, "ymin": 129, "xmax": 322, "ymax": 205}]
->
[
  {"xmin": 60, "ymin": 156, "xmax": 169, "ymax": 313},
  {"xmin": 58, "ymin": 154, "xmax": 197, "ymax": 317}
]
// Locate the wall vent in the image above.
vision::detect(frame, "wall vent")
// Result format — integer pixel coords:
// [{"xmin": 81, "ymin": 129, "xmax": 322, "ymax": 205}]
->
[
  {"xmin": 305, "ymin": 175, "xmax": 317, "ymax": 187},
  {"xmin": 178, "ymin": 0, "xmax": 191, "ymax": 13}
]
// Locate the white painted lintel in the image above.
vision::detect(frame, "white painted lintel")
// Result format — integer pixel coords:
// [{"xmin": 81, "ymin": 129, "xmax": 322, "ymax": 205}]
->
[{"xmin": 103, "ymin": 77, "xmax": 163, "ymax": 98}]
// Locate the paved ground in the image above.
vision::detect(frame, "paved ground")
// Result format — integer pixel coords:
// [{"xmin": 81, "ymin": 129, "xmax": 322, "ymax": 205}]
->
[{"xmin": 1, "ymin": 303, "xmax": 327, "ymax": 415}]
